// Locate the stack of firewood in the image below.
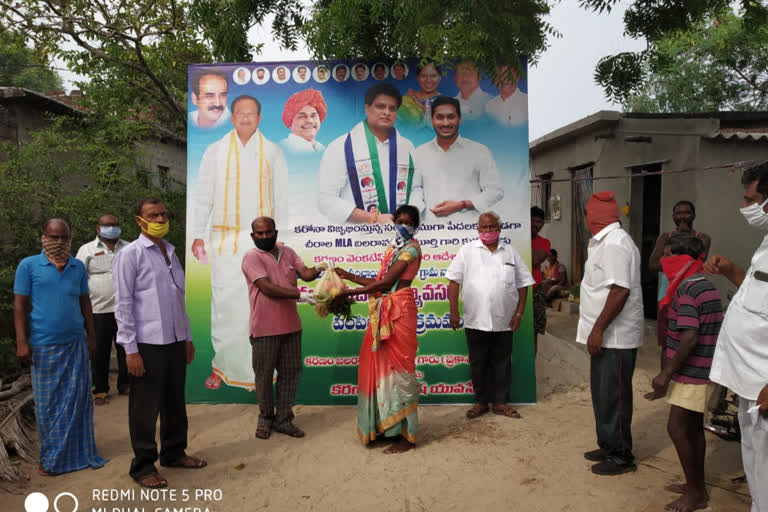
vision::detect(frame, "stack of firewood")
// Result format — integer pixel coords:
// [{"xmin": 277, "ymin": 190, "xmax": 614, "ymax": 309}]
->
[{"xmin": 0, "ymin": 374, "xmax": 35, "ymax": 482}]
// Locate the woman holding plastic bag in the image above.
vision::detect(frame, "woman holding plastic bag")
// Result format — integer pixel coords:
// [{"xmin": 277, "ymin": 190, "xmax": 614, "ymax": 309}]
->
[{"xmin": 333, "ymin": 205, "xmax": 422, "ymax": 454}]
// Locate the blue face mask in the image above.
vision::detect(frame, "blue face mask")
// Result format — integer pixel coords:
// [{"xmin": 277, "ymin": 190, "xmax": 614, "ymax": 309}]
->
[
  {"xmin": 395, "ymin": 223, "xmax": 416, "ymax": 241},
  {"xmin": 99, "ymin": 225, "xmax": 122, "ymax": 240}
]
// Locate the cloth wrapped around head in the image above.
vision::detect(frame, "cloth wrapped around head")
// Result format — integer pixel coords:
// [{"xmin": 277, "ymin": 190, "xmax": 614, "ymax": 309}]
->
[
  {"xmin": 282, "ymin": 88, "xmax": 327, "ymax": 128},
  {"xmin": 586, "ymin": 191, "xmax": 619, "ymax": 235}
]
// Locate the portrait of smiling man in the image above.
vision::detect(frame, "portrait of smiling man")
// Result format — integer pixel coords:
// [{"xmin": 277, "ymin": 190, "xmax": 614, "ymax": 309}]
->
[
  {"xmin": 190, "ymin": 94, "xmax": 289, "ymax": 391},
  {"xmin": 414, "ymin": 96, "xmax": 503, "ymax": 223},
  {"xmin": 189, "ymin": 69, "xmax": 230, "ymax": 129},
  {"xmin": 280, "ymin": 88, "xmax": 328, "ymax": 153},
  {"xmin": 316, "ymin": 83, "xmax": 425, "ymax": 224}
]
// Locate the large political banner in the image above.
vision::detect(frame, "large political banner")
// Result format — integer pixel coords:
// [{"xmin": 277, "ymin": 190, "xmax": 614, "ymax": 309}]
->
[{"xmin": 185, "ymin": 57, "xmax": 533, "ymax": 404}]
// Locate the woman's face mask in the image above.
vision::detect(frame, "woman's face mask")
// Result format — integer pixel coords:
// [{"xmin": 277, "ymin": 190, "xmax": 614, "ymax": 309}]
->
[{"xmin": 395, "ymin": 223, "xmax": 416, "ymax": 241}]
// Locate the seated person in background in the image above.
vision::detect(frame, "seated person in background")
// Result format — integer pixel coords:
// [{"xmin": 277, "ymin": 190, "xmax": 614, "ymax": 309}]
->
[{"xmin": 541, "ymin": 249, "xmax": 568, "ymax": 303}]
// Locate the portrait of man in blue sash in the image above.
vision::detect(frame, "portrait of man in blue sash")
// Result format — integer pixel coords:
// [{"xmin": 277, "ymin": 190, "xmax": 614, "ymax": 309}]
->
[{"xmin": 316, "ymin": 83, "xmax": 425, "ymax": 224}]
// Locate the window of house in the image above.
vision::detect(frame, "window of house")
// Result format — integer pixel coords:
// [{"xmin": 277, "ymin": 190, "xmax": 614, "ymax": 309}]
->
[
  {"xmin": 136, "ymin": 168, "xmax": 149, "ymax": 188},
  {"xmin": 158, "ymin": 165, "xmax": 170, "ymax": 190},
  {"xmin": 538, "ymin": 172, "xmax": 553, "ymax": 220}
]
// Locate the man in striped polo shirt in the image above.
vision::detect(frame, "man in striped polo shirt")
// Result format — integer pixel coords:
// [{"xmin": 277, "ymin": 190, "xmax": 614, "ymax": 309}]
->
[{"xmin": 648, "ymin": 233, "xmax": 723, "ymax": 512}]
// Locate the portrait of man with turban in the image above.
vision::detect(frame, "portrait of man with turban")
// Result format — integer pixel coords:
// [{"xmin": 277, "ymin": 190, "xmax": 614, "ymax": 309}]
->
[{"xmin": 279, "ymin": 88, "xmax": 328, "ymax": 153}]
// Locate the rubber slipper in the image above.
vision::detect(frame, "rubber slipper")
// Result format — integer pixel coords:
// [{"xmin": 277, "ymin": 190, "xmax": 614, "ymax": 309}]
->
[
  {"xmin": 466, "ymin": 404, "xmax": 490, "ymax": 419},
  {"xmin": 135, "ymin": 472, "xmax": 168, "ymax": 488},
  {"xmin": 162, "ymin": 456, "xmax": 207, "ymax": 469}
]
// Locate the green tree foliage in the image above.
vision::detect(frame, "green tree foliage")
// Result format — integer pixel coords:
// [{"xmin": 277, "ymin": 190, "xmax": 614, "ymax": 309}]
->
[
  {"xmin": 625, "ymin": 12, "xmax": 768, "ymax": 112},
  {"xmin": 0, "ymin": 0, "xmax": 305, "ymax": 132},
  {"xmin": 0, "ymin": 115, "xmax": 185, "ymax": 376},
  {"xmin": 303, "ymin": 0, "xmax": 558, "ymax": 77},
  {"xmin": 189, "ymin": 0, "xmax": 305, "ymax": 62},
  {"xmin": 0, "ymin": 29, "xmax": 63, "ymax": 91},
  {"xmin": 581, "ymin": 0, "xmax": 768, "ymax": 104}
]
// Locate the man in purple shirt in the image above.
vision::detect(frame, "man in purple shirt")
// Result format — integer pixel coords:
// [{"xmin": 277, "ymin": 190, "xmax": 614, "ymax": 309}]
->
[{"xmin": 114, "ymin": 198, "xmax": 206, "ymax": 489}]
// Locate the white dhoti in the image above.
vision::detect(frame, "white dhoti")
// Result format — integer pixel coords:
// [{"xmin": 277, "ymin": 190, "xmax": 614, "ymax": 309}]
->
[
  {"xmin": 739, "ymin": 397, "xmax": 768, "ymax": 512},
  {"xmin": 210, "ymin": 231, "xmax": 255, "ymax": 388},
  {"xmin": 191, "ymin": 129, "xmax": 288, "ymax": 390}
]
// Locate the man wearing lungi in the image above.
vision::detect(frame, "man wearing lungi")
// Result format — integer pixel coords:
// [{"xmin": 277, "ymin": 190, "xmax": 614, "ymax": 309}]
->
[{"xmin": 14, "ymin": 218, "xmax": 107, "ymax": 475}]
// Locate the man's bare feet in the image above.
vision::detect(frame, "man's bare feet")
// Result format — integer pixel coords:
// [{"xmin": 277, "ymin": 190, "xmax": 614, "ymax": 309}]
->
[
  {"xmin": 664, "ymin": 483, "xmax": 709, "ymax": 500},
  {"xmin": 664, "ymin": 483, "xmax": 688, "ymax": 495},
  {"xmin": 383, "ymin": 437, "xmax": 414, "ymax": 454},
  {"xmin": 665, "ymin": 492, "xmax": 709, "ymax": 512}
]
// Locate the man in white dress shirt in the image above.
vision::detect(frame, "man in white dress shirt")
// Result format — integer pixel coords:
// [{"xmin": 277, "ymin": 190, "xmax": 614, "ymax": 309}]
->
[
  {"xmin": 76, "ymin": 213, "xmax": 130, "ymax": 404},
  {"xmin": 190, "ymin": 94, "xmax": 288, "ymax": 390},
  {"xmin": 316, "ymin": 83, "xmax": 425, "ymax": 224},
  {"xmin": 485, "ymin": 65, "xmax": 528, "ymax": 126},
  {"xmin": 279, "ymin": 88, "xmax": 327, "ymax": 153},
  {"xmin": 415, "ymin": 96, "xmax": 503, "ymax": 224},
  {"xmin": 453, "ymin": 61, "xmax": 490, "ymax": 120},
  {"xmin": 704, "ymin": 162, "xmax": 768, "ymax": 512},
  {"xmin": 447, "ymin": 212, "xmax": 534, "ymax": 419},
  {"xmin": 189, "ymin": 69, "xmax": 230, "ymax": 129},
  {"xmin": 577, "ymin": 191, "xmax": 644, "ymax": 476}
]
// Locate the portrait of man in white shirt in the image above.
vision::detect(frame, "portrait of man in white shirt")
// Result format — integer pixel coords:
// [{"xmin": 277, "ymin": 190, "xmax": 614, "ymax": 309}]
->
[
  {"xmin": 485, "ymin": 64, "xmax": 528, "ymax": 126},
  {"xmin": 279, "ymin": 88, "xmax": 327, "ymax": 154},
  {"xmin": 414, "ymin": 96, "xmax": 503, "ymax": 224},
  {"xmin": 233, "ymin": 67, "xmax": 250, "ymax": 85},
  {"xmin": 293, "ymin": 65, "xmax": 310, "ymax": 84},
  {"xmin": 253, "ymin": 67, "xmax": 270, "ymax": 85},
  {"xmin": 273, "ymin": 66, "xmax": 290, "ymax": 84},
  {"xmin": 190, "ymin": 94, "xmax": 288, "ymax": 391},
  {"xmin": 333, "ymin": 64, "xmax": 349, "ymax": 83},
  {"xmin": 453, "ymin": 60, "xmax": 491, "ymax": 120},
  {"xmin": 189, "ymin": 69, "xmax": 230, "ymax": 129},
  {"xmin": 392, "ymin": 62, "xmax": 408, "ymax": 80},
  {"xmin": 316, "ymin": 83, "xmax": 425, "ymax": 224}
]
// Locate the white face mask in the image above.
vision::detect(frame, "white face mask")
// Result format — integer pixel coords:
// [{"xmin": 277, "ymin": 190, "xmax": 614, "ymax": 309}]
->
[{"xmin": 740, "ymin": 197, "xmax": 768, "ymax": 230}]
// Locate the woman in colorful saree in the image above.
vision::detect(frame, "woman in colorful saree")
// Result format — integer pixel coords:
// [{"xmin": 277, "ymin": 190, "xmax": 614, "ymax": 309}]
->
[
  {"xmin": 333, "ymin": 205, "xmax": 422, "ymax": 454},
  {"xmin": 399, "ymin": 62, "xmax": 442, "ymax": 124}
]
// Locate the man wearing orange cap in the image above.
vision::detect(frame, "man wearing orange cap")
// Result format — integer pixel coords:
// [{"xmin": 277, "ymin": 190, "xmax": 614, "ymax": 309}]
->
[
  {"xmin": 279, "ymin": 88, "xmax": 327, "ymax": 154},
  {"xmin": 577, "ymin": 191, "xmax": 644, "ymax": 476}
]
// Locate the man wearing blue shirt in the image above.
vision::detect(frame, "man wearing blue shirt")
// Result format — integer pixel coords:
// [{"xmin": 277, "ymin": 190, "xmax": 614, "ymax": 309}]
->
[{"xmin": 13, "ymin": 218, "xmax": 107, "ymax": 475}]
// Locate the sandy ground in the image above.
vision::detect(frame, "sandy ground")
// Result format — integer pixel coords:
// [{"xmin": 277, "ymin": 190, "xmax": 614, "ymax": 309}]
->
[{"xmin": 2, "ymin": 310, "xmax": 753, "ymax": 512}]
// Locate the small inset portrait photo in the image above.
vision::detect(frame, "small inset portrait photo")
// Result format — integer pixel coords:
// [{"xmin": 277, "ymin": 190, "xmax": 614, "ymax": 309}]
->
[
  {"xmin": 293, "ymin": 64, "xmax": 311, "ymax": 84},
  {"xmin": 371, "ymin": 62, "xmax": 389, "ymax": 81},
  {"xmin": 233, "ymin": 67, "xmax": 251, "ymax": 85},
  {"xmin": 391, "ymin": 61, "xmax": 409, "ymax": 81},
  {"xmin": 313, "ymin": 65, "xmax": 330, "ymax": 83},
  {"xmin": 332, "ymin": 64, "xmax": 350, "ymax": 83},
  {"xmin": 273, "ymin": 65, "xmax": 290, "ymax": 84},
  {"xmin": 351, "ymin": 62, "xmax": 369, "ymax": 82},
  {"xmin": 252, "ymin": 66, "xmax": 270, "ymax": 85}
]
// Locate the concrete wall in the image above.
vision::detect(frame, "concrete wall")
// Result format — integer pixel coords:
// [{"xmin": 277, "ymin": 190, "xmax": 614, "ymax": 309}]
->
[
  {"xmin": 140, "ymin": 138, "xmax": 187, "ymax": 189},
  {"xmin": 531, "ymin": 114, "xmax": 768, "ymax": 302},
  {"xmin": 691, "ymin": 137, "xmax": 768, "ymax": 296},
  {"xmin": 9, "ymin": 103, "xmax": 51, "ymax": 143},
  {"xmin": 0, "ymin": 100, "xmax": 187, "ymax": 190}
]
